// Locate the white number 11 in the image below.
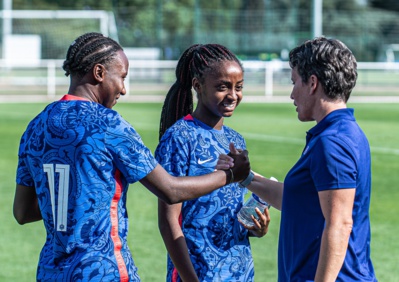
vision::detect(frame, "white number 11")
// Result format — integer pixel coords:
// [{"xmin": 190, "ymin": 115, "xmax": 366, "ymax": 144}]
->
[{"xmin": 43, "ymin": 164, "xmax": 70, "ymax": 232}]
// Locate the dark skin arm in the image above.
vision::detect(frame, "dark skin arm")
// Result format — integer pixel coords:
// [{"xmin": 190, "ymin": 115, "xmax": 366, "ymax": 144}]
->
[
  {"xmin": 13, "ymin": 164, "xmax": 240, "ymax": 226},
  {"xmin": 13, "ymin": 164, "xmax": 240, "ymax": 227},
  {"xmin": 158, "ymin": 200, "xmax": 199, "ymax": 282},
  {"xmin": 140, "ymin": 150, "xmax": 250, "ymax": 205},
  {"xmin": 13, "ymin": 184, "xmax": 42, "ymax": 225},
  {"xmin": 13, "ymin": 149, "xmax": 250, "ymax": 225}
]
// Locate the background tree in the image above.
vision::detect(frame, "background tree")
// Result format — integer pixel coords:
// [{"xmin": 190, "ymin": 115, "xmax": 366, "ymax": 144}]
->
[
  {"xmin": 369, "ymin": 0, "xmax": 399, "ymax": 12},
  {"xmin": 6, "ymin": 0, "xmax": 399, "ymax": 61}
]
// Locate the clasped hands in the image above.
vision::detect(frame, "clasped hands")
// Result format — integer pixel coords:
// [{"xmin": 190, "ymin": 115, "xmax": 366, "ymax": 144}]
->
[{"xmin": 217, "ymin": 143, "xmax": 270, "ymax": 238}]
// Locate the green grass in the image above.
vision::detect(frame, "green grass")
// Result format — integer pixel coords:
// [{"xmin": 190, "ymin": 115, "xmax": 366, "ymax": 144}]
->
[{"xmin": 1, "ymin": 102, "xmax": 398, "ymax": 281}]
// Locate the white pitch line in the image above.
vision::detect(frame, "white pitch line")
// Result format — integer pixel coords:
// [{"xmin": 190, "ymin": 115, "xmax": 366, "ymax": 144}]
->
[
  {"xmin": 369, "ymin": 146, "xmax": 399, "ymax": 156},
  {"xmin": 243, "ymin": 133, "xmax": 304, "ymax": 145},
  {"xmin": 243, "ymin": 132, "xmax": 399, "ymax": 156}
]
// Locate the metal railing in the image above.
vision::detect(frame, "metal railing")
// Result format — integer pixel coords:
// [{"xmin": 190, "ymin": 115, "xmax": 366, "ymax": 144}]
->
[{"xmin": 1, "ymin": 59, "xmax": 398, "ymax": 103}]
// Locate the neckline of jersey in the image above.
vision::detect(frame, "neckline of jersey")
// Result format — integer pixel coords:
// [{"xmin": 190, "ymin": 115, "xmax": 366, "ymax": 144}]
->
[
  {"xmin": 60, "ymin": 94, "xmax": 91, "ymax": 101},
  {"xmin": 184, "ymin": 114, "xmax": 224, "ymax": 133}
]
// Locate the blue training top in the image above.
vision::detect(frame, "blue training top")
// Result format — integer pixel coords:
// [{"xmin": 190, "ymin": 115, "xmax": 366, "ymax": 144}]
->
[
  {"xmin": 16, "ymin": 95, "xmax": 157, "ymax": 281},
  {"xmin": 155, "ymin": 114, "xmax": 254, "ymax": 282},
  {"xmin": 279, "ymin": 108, "xmax": 377, "ymax": 281}
]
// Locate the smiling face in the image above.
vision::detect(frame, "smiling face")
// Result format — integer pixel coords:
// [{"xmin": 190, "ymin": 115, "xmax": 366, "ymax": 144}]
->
[
  {"xmin": 99, "ymin": 50, "xmax": 129, "ymax": 108},
  {"xmin": 290, "ymin": 66, "xmax": 316, "ymax": 122},
  {"xmin": 192, "ymin": 60, "xmax": 244, "ymax": 129}
]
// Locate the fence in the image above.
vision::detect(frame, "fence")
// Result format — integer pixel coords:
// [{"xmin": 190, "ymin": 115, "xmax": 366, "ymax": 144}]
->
[{"xmin": 0, "ymin": 59, "xmax": 399, "ymax": 103}]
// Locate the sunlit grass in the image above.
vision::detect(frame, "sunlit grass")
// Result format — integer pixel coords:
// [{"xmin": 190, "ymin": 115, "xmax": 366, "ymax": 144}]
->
[{"xmin": 1, "ymin": 102, "xmax": 398, "ymax": 281}]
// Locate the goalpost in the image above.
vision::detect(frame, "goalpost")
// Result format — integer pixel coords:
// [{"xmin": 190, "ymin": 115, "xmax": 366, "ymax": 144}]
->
[
  {"xmin": 0, "ymin": 8, "xmax": 119, "ymax": 99},
  {"xmin": 0, "ymin": 9, "xmax": 118, "ymax": 60}
]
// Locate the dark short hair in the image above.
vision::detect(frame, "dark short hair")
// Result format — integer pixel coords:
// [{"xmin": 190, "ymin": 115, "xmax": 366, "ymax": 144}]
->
[
  {"xmin": 62, "ymin": 32, "xmax": 123, "ymax": 77},
  {"xmin": 289, "ymin": 37, "xmax": 357, "ymax": 102}
]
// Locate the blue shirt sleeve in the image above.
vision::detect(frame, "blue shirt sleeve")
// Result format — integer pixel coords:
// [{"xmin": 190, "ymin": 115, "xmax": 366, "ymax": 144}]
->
[
  {"xmin": 107, "ymin": 118, "xmax": 158, "ymax": 183},
  {"xmin": 16, "ymin": 117, "xmax": 41, "ymax": 187},
  {"xmin": 311, "ymin": 135, "xmax": 357, "ymax": 191},
  {"xmin": 155, "ymin": 129, "xmax": 189, "ymax": 177}
]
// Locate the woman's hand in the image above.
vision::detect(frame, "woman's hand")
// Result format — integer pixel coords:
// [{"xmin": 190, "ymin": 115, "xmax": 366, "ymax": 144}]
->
[
  {"xmin": 216, "ymin": 153, "xmax": 234, "ymax": 170},
  {"xmin": 216, "ymin": 143, "xmax": 242, "ymax": 170},
  {"xmin": 240, "ymin": 207, "xmax": 271, "ymax": 238}
]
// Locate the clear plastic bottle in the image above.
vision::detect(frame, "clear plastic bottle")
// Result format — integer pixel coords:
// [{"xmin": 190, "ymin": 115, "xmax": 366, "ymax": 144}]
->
[
  {"xmin": 237, "ymin": 176, "xmax": 277, "ymax": 227},
  {"xmin": 237, "ymin": 193, "xmax": 269, "ymax": 227}
]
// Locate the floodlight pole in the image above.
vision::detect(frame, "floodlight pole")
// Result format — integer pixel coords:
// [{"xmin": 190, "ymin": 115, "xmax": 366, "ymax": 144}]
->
[{"xmin": 312, "ymin": 0, "xmax": 323, "ymax": 38}]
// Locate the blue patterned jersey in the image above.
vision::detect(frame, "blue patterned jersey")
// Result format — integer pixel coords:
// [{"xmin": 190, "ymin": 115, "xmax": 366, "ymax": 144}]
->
[
  {"xmin": 16, "ymin": 95, "xmax": 158, "ymax": 281},
  {"xmin": 155, "ymin": 115, "xmax": 254, "ymax": 282}
]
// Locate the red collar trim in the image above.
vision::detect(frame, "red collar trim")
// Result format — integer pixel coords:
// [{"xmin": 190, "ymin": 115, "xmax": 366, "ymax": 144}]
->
[
  {"xmin": 60, "ymin": 94, "xmax": 90, "ymax": 101},
  {"xmin": 183, "ymin": 114, "xmax": 194, "ymax": 121}
]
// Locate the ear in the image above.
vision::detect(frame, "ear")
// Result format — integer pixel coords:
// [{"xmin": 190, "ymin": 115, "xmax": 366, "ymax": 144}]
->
[
  {"xmin": 192, "ymin": 77, "xmax": 201, "ymax": 94},
  {"xmin": 92, "ymin": 64, "xmax": 106, "ymax": 82},
  {"xmin": 308, "ymin": 74, "xmax": 318, "ymax": 95}
]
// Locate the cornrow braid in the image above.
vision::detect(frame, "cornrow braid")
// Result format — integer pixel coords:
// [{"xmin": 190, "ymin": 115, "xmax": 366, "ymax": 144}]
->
[
  {"xmin": 62, "ymin": 32, "xmax": 123, "ymax": 77},
  {"xmin": 159, "ymin": 44, "xmax": 243, "ymax": 140}
]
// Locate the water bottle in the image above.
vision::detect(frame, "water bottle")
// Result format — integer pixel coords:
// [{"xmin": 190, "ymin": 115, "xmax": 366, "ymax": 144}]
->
[
  {"xmin": 237, "ymin": 177, "xmax": 277, "ymax": 227},
  {"xmin": 237, "ymin": 193, "xmax": 269, "ymax": 227}
]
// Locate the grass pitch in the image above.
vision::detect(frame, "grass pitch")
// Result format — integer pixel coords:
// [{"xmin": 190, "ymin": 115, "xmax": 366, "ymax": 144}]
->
[{"xmin": 1, "ymin": 101, "xmax": 398, "ymax": 281}]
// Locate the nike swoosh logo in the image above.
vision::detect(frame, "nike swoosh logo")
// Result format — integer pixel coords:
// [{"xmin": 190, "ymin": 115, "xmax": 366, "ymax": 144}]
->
[{"xmin": 198, "ymin": 158, "xmax": 213, "ymax": 165}]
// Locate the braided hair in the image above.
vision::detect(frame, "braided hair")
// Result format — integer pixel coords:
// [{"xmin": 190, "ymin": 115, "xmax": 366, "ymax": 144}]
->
[
  {"xmin": 62, "ymin": 32, "xmax": 123, "ymax": 77},
  {"xmin": 159, "ymin": 44, "xmax": 243, "ymax": 139}
]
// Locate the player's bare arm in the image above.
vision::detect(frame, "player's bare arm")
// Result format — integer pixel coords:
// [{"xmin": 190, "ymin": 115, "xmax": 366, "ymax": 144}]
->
[
  {"xmin": 141, "ymin": 149, "xmax": 250, "ymax": 204},
  {"xmin": 13, "ymin": 184, "xmax": 42, "ymax": 224},
  {"xmin": 315, "ymin": 188, "xmax": 355, "ymax": 281},
  {"xmin": 158, "ymin": 200, "xmax": 200, "ymax": 281}
]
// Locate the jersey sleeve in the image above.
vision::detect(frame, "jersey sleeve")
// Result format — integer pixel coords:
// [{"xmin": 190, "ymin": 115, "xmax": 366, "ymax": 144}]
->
[
  {"xmin": 155, "ymin": 128, "xmax": 190, "ymax": 177},
  {"xmin": 310, "ymin": 135, "xmax": 357, "ymax": 191},
  {"xmin": 106, "ymin": 117, "xmax": 158, "ymax": 183},
  {"xmin": 16, "ymin": 126, "xmax": 34, "ymax": 187},
  {"xmin": 16, "ymin": 155, "xmax": 34, "ymax": 187}
]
